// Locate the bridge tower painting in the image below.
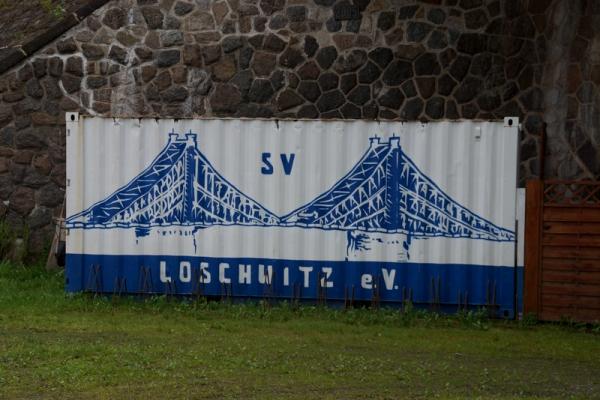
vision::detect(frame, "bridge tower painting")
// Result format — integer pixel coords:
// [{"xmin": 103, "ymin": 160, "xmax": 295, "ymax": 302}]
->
[{"xmin": 67, "ymin": 132, "xmax": 279, "ymax": 236}]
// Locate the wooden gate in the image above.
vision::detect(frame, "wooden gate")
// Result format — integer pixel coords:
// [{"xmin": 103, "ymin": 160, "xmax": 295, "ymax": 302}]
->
[{"xmin": 524, "ymin": 180, "xmax": 600, "ymax": 322}]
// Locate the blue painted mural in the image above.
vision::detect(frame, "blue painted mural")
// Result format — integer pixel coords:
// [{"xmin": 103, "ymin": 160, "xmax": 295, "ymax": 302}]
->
[{"xmin": 66, "ymin": 131, "xmax": 515, "ymax": 247}]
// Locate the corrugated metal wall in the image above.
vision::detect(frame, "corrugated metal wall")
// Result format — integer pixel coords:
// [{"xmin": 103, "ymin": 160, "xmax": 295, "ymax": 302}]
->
[{"xmin": 66, "ymin": 115, "xmax": 520, "ymax": 316}]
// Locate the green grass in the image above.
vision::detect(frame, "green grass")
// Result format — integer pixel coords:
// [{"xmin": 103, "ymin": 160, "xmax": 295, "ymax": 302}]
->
[{"xmin": 0, "ymin": 264, "xmax": 598, "ymax": 399}]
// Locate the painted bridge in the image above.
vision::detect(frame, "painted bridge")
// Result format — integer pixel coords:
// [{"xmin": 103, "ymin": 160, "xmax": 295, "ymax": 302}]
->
[{"xmin": 66, "ymin": 132, "xmax": 515, "ymax": 242}]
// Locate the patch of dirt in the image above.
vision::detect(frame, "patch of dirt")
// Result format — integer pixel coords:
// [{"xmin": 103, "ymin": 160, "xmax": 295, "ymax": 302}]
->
[{"xmin": 0, "ymin": 0, "xmax": 90, "ymax": 48}]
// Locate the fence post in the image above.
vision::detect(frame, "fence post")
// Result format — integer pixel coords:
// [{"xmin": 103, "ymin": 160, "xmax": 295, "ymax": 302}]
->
[{"xmin": 524, "ymin": 180, "xmax": 543, "ymax": 317}]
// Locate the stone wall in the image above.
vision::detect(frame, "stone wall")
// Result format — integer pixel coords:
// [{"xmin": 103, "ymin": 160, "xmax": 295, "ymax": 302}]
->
[{"xmin": 0, "ymin": 0, "xmax": 598, "ymax": 256}]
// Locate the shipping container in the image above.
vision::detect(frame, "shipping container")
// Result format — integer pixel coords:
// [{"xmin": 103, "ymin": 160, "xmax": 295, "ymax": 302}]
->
[{"xmin": 66, "ymin": 114, "xmax": 520, "ymax": 316}]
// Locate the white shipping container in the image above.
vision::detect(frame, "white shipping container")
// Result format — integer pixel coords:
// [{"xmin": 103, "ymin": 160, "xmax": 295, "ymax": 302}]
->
[{"xmin": 66, "ymin": 115, "xmax": 519, "ymax": 315}]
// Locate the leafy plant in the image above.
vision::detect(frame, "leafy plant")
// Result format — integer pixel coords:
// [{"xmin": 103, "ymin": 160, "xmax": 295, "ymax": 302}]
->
[
  {"xmin": 13, "ymin": 225, "xmax": 30, "ymax": 265},
  {"xmin": 457, "ymin": 308, "xmax": 490, "ymax": 330},
  {"xmin": 0, "ymin": 220, "xmax": 34, "ymax": 265},
  {"xmin": 0, "ymin": 219, "xmax": 15, "ymax": 261},
  {"xmin": 520, "ymin": 312, "xmax": 538, "ymax": 328},
  {"xmin": 39, "ymin": 0, "xmax": 65, "ymax": 19}
]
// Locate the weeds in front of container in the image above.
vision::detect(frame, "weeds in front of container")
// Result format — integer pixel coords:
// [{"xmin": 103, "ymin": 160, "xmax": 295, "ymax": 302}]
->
[
  {"xmin": 456, "ymin": 308, "xmax": 490, "ymax": 330},
  {"xmin": 65, "ymin": 291, "xmax": 498, "ymax": 330},
  {"xmin": 519, "ymin": 312, "xmax": 539, "ymax": 328},
  {"xmin": 2, "ymin": 262, "xmax": 597, "ymax": 335}
]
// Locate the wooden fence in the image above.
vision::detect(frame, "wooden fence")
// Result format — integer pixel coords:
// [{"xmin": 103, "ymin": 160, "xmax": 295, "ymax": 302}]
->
[{"xmin": 524, "ymin": 180, "xmax": 600, "ymax": 322}]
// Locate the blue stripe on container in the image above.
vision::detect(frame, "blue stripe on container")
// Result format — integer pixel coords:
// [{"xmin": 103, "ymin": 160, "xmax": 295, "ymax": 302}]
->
[{"xmin": 66, "ymin": 253, "xmax": 518, "ymax": 318}]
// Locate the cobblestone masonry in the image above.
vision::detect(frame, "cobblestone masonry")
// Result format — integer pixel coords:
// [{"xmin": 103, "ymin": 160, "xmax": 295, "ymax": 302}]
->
[{"xmin": 0, "ymin": 0, "xmax": 598, "ymax": 255}]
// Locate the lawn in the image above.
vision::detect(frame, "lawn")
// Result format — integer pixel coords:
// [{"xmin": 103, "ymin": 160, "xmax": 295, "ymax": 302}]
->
[{"xmin": 0, "ymin": 264, "xmax": 598, "ymax": 399}]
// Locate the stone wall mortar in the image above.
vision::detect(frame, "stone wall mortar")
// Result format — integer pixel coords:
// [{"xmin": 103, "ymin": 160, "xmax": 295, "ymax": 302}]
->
[{"xmin": 0, "ymin": 0, "xmax": 598, "ymax": 256}]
